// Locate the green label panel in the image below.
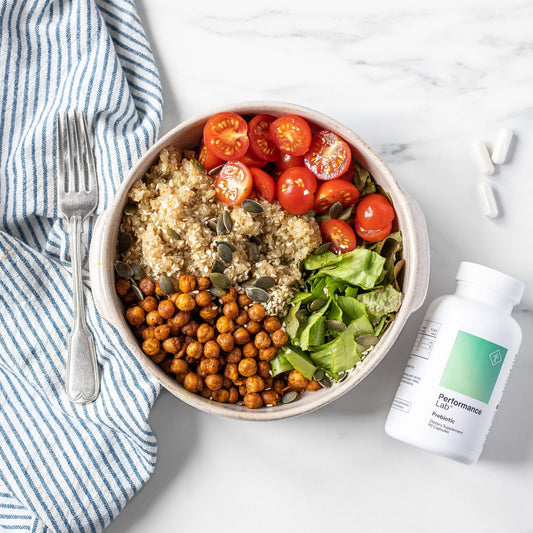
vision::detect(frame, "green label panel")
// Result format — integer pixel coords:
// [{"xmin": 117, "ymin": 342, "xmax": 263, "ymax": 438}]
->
[{"xmin": 439, "ymin": 331, "xmax": 507, "ymax": 404}]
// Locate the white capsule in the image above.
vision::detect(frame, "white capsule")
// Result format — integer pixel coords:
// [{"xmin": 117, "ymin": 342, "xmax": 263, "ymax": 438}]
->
[
  {"xmin": 491, "ymin": 128, "xmax": 514, "ymax": 165},
  {"xmin": 478, "ymin": 181, "xmax": 499, "ymax": 218},
  {"xmin": 472, "ymin": 141, "xmax": 494, "ymax": 175}
]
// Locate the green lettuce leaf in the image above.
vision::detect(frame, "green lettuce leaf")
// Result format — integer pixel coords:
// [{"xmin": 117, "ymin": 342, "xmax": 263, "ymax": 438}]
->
[
  {"xmin": 281, "ymin": 345, "xmax": 317, "ymax": 380},
  {"xmin": 356, "ymin": 284, "xmax": 403, "ymax": 325},
  {"xmin": 270, "ymin": 350, "xmax": 294, "ymax": 377}
]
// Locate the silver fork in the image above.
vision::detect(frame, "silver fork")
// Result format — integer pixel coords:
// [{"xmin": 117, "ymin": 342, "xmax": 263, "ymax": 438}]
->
[{"xmin": 57, "ymin": 110, "xmax": 100, "ymax": 404}]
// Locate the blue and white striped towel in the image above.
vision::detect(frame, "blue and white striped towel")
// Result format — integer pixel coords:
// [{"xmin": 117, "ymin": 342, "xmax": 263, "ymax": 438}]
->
[{"xmin": 0, "ymin": 1, "xmax": 163, "ymax": 531}]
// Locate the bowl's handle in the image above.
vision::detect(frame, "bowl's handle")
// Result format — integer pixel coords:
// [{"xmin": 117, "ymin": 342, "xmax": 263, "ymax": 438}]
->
[{"xmin": 89, "ymin": 208, "xmax": 117, "ymax": 325}]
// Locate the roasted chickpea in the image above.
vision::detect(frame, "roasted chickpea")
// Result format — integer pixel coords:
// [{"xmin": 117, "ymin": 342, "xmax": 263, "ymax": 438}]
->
[
  {"xmin": 238, "ymin": 384, "xmax": 248, "ymax": 397},
  {"xmin": 248, "ymin": 303, "xmax": 265, "ymax": 322},
  {"xmin": 139, "ymin": 278, "xmax": 156, "ymax": 296},
  {"xmin": 146, "ymin": 310, "xmax": 164, "ymax": 326},
  {"xmin": 141, "ymin": 326, "xmax": 156, "ymax": 340},
  {"xmin": 162, "ymin": 336, "xmax": 182, "ymax": 354},
  {"xmin": 212, "ymin": 388, "xmax": 230, "ymax": 403},
  {"xmin": 238, "ymin": 358, "xmax": 257, "ymax": 377},
  {"xmin": 181, "ymin": 320, "xmax": 199, "ymax": 337},
  {"xmin": 288, "ymin": 369, "xmax": 309, "ymax": 389},
  {"xmin": 179, "ymin": 274, "xmax": 197, "ymax": 293},
  {"xmin": 254, "ymin": 331, "xmax": 271, "ymax": 349},
  {"xmin": 216, "ymin": 316, "xmax": 235, "ymax": 334},
  {"xmin": 196, "ymin": 323, "xmax": 214, "ymax": 343},
  {"xmin": 233, "ymin": 327, "xmax": 250, "ymax": 346},
  {"xmin": 199, "ymin": 358, "xmax": 220, "ymax": 375},
  {"xmin": 151, "ymin": 351, "xmax": 166, "ymax": 364},
  {"xmin": 242, "ymin": 342, "xmax": 258, "ymax": 359},
  {"xmin": 183, "ymin": 372, "xmax": 203, "ymax": 393},
  {"xmin": 306, "ymin": 380, "xmax": 322, "ymax": 392},
  {"xmin": 228, "ymin": 387, "xmax": 239, "ymax": 403},
  {"xmin": 154, "ymin": 281, "xmax": 166, "ymax": 298},
  {"xmin": 223, "ymin": 377, "xmax": 233, "ymax": 389},
  {"xmin": 258, "ymin": 347, "xmax": 277, "ymax": 361},
  {"xmin": 224, "ymin": 363, "xmax": 239, "ymax": 382},
  {"xmin": 243, "ymin": 392, "xmax": 263, "ymax": 409},
  {"xmin": 157, "ymin": 299, "xmax": 175, "ymax": 319},
  {"xmin": 186, "ymin": 341, "xmax": 203, "ymax": 359},
  {"xmin": 116, "ymin": 279, "xmax": 131, "ymax": 296},
  {"xmin": 272, "ymin": 379, "xmax": 286, "ymax": 395},
  {"xmin": 199, "ymin": 306, "xmax": 218, "ymax": 322},
  {"xmin": 176, "ymin": 343, "xmax": 187, "ymax": 360},
  {"xmin": 261, "ymin": 390, "xmax": 280, "ymax": 406},
  {"xmin": 263, "ymin": 376, "xmax": 273, "ymax": 390},
  {"xmin": 223, "ymin": 301, "xmax": 239, "ymax": 320},
  {"xmin": 203, "ymin": 340, "xmax": 221, "ymax": 359},
  {"xmin": 221, "ymin": 287, "xmax": 238, "ymax": 304},
  {"xmin": 123, "ymin": 291, "xmax": 138, "ymax": 305},
  {"xmin": 159, "ymin": 358, "xmax": 172, "ymax": 373},
  {"xmin": 246, "ymin": 320, "xmax": 262, "ymax": 336},
  {"xmin": 141, "ymin": 338, "xmax": 160, "ymax": 356},
  {"xmin": 271, "ymin": 329, "xmax": 289, "ymax": 347},
  {"xmin": 200, "ymin": 387, "xmax": 212, "ymax": 399},
  {"xmin": 263, "ymin": 316, "xmax": 281, "ymax": 332},
  {"xmin": 235, "ymin": 310, "xmax": 248, "ymax": 326},
  {"xmin": 257, "ymin": 360, "xmax": 271, "ymax": 379},
  {"xmin": 126, "ymin": 306, "xmax": 145, "ymax": 326},
  {"xmin": 140, "ymin": 296, "xmax": 158, "ymax": 313},
  {"xmin": 238, "ymin": 293, "xmax": 253, "ymax": 307},
  {"xmin": 195, "ymin": 290, "xmax": 212, "ymax": 307},
  {"xmin": 154, "ymin": 324, "xmax": 171, "ymax": 341},
  {"xmin": 197, "ymin": 276, "xmax": 210, "ymax": 290},
  {"xmin": 168, "ymin": 311, "xmax": 190, "ymax": 329},
  {"xmin": 170, "ymin": 358, "xmax": 188, "ymax": 374},
  {"xmin": 175, "ymin": 293, "xmax": 195, "ymax": 312},
  {"xmin": 246, "ymin": 375, "xmax": 265, "ymax": 393},
  {"xmin": 225, "ymin": 347, "xmax": 242, "ymax": 364},
  {"xmin": 205, "ymin": 373, "xmax": 224, "ymax": 391},
  {"xmin": 216, "ymin": 332, "xmax": 234, "ymax": 352}
]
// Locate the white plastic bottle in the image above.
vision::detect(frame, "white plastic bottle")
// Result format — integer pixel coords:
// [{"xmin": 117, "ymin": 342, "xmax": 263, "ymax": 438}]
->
[{"xmin": 385, "ymin": 261, "xmax": 524, "ymax": 464}]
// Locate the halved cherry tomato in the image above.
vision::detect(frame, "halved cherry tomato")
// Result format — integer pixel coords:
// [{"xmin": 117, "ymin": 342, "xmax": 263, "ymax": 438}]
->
[
  {"xmin": 304, "ymin": 130, "xmax": 351, "ymax": 180},
  {"xmin": 276, "ymin": 167, "xmax": 317, "ymax": 215},
  {"xmin": 203, "ymin": 112, "xmax": 249, "ymax": 161},
  {"xmin": 250, "ymin": 167, "xmax": 276, "ymax": 202},
  {"xmin": 248, "ymin": 114, "xmax": 279, "ymax": 162},
  {"xmin": 275, "ymin": 152, "xmax": 306, "ymax": 172},
  {"xmin": 215, "ymin": 161, "xmax": 252, "ymax": 205},
  {"xmin": 354, "ymin": 220, "xmax": 392, "ymax": 242},
  {"xmin": 240, "ymin": 149, "xmax": 268, "ymax": 168},
  {"xmin": 338, "ymin": 159, "xmax": 355, "ymax": 181},
  {"xmin": 320, "ymin": 219, "xmax": 357, "ymax": 254},
  {"xmin": 313, "ymin": 179, "xmax": 360, "ymax": 213},
  {"xmin": 270, "ymin": 115, "xmax": 312, "ymax": 156},
  {"xmin": 354, "ymin": 193, "xmax": 395, "ymax": 230},
  {"xmin": 198, "ymin": 142, "xmax": 224, "ymax": 172}
]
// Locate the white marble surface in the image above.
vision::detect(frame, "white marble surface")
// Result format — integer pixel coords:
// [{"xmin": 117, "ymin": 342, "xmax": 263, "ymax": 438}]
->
[{"xmin": 108, "ymin": 1, "xmax": 533, "ymax": 531}]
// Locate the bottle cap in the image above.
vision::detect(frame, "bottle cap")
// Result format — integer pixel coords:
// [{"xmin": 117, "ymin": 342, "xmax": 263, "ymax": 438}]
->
[{"xmin": 457, "ymin": 261, "xmax": 525, "ymax": 305}]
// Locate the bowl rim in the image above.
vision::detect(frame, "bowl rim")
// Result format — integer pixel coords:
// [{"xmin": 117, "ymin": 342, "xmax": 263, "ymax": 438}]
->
[{"xmin": 89, "ymin": 100, "xmax": 430, "ymax": 421}]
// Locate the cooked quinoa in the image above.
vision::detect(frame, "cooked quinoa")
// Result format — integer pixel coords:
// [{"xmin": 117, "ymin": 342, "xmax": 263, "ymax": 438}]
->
[{"xmin": 119, "ymin": 146, "xmax": 322, "ymax": 316}]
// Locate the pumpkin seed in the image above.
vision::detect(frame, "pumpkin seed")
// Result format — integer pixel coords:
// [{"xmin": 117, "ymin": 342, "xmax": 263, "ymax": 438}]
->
[
  {"xmin": 356, "ymin": 334, "xmax": 379, "ymax": 347},
  {"xmin": 295, "ymin": 309, "xmax": 308, "ymax": 324},
  {"xmin": 313, "ymin": 368, "xmax": 325, "ymax": 381},
  {"xmin": 282, "ymin": 391, "xmax": 299, "ymax": 404},
  {"xmin": 130, "ymin": 263, "xmax": 144, "ymax": 281},
  {"xmin": 338, "ymin": 207, "xmax": 353, "ymax": 221},
  {"xmin": 337, "ymin": 371, "xmax": 348, "ymax": 383},
  {"xmin": 159, "ymin": 273, "xmax": 174, "ymax": 296},
  {"xmin": 250, "ymin": 235, "xmax": 261, "ymax": 245},
  {"xmin": 211, "ymin": 259, "xmax": 226, "ymax": 274},
  {"xmin": 315, "ymin": 213, "xmax": 330, "ymax": 224},
  {"xmin": 166, "ymin": 227, "xmax": 182, "ymax": 240},
  {"xmin": 123, "ymin": 203, "xmax": 136, "ymax": 215},
  {"xmin": 208, "ymin": 163, "xmax": 224, "ymax": 176},
  {"xmin": 215, "ymin": 240, "xmax": 236, "ymax": 252},
  {"xmin": 130, "ymin": 282, "xmax": 144, "ymax": 300},
  {"xmin": 253, "ymin": 276, "xmax": 275, "ymax": 290},
  {"xmin": 223, "ymin": 210, "xmax": 233, "ymax": 232},
  {"xmin": 239, "ymin": 278, "xmax": 256, "ymax": 289},
  {"xmin": 210, "ymin": 272, "xmax": 231, "ymax": 290},
  {"xmin": 326, "ymin": 319, "xmax": 346, "ymax": 332},
  {"xmin": 217, "ymin": 242, "xmax": 233, "ymax": 264},
  {"xmin": 307, "ymin": 297, "xmax": 328, "ymax": 312},
  {"xmin": 329, "ymin": 201, "xmax": 343, "ymax": 219},
  {"xmin": 216, "ymin": 215, "xmax": 226, "ymax": 235},
  {"xmin": 312, "ymin": 242, "xmax": 332, "ymax": 255},
  {"xmin": 117, "ymin": 233, "xmax": 132, "ymax": 253},
  {"xmin": 249, "ymin": 243, "xmax": 260, "ymax": 263},
  {"xmin": 242, "ymin": 199, "xmax": 264, "ymax": 214},
  {"xmin": 209, "ymin": 286, "xmax": 227, "ymax": 298},
  {"xmin": 318, "ymin": 374, "xmax": 333, "ymax": 388},
  {"xmin": 245, "ymin": 286, "xmax": 270, "ymax": 303},
  {"xmin": 191, "ymin": 159, "xmax": 205, "ymax": 173},
  {"xmin": 206, "ymin": 220, "xmax": 217, "ymax": 234},
  {"xmin": 115, "ymin": 260, "xmax": 133, "ymax": 279}
]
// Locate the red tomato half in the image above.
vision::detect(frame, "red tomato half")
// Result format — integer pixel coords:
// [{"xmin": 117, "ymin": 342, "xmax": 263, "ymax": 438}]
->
[
  {"xmin": 198, "ymin": 142, "xmax": 224, "ymax": 172},
  {"xmin": 270, "ymin": 115, "xmax": 312, "ymax": 156},
  {"xmin": 248, "ymin": 114, "xmax": 280, "ymax": 162},
  {"xmin": 250, "ymin": 167, "xmax": 276, "ymax": 202},
  {"xmin": 215, "ymin": 161, "xmax": 252, "ymax": 205},
  {"xmin": 304, "ymin": 130, "xmax": 351, "ymax": 180},
  {"xmin": 276, "ymin": 167, "xmax": 317, "ymax": 215},
  {"xmin": 320, "ymin": 219, "xmax": 357, "ymax": 254},
  {"xmin": 313, "ymin": 179, "xmax": 360, "ymax": 213},
  {"xmin": 240, "ymin": 149, "xmax": 268, "ymax": 168},
  {"xmin": 355, "ymin": 193, "xmax": 395, "ymax": 230},
  {"xmin": 354, "ymin": 220, "xmax": 393, "ymax": 242},
  {"xmin": 275, "ymin": 152, "xmax": 306, "ymax": 172},
  {"xmin": 338, "ymin": 159, "xmax": 355, "ymax": 181},
  {"xmin": 203, "ymin": 112, "xmax": 249, "ymax": 161}
]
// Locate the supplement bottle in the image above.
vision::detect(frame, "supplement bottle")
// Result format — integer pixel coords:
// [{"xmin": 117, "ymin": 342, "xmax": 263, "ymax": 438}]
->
[{"xmin": 385, "ymin": 261, "xmax": 524, "ymax": 464}]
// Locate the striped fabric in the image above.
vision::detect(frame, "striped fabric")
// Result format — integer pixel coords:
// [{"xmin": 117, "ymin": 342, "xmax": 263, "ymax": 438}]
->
[{"xmin": 0, "ymin": 1, "xmax": 163, "ymax": 531}]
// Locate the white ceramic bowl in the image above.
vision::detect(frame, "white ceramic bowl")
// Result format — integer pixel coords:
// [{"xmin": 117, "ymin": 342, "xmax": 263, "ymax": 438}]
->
[{"xmin": 89, "ymin": 101, "xmax": 430, "ymax": 421}]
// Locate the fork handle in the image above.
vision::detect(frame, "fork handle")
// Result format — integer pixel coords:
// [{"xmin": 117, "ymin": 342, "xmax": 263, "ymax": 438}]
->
[{"xmin": 66, "ymin": 215, "xmax": 100, "ymax": 404}]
